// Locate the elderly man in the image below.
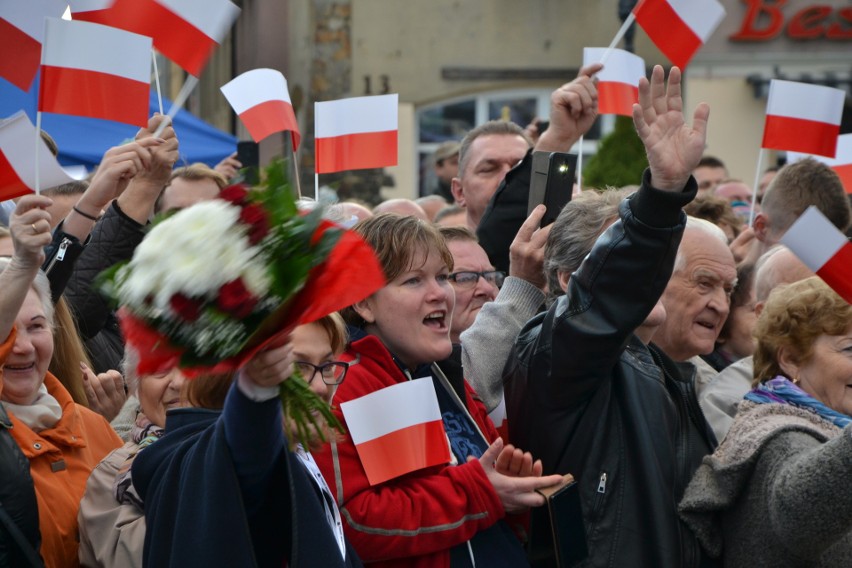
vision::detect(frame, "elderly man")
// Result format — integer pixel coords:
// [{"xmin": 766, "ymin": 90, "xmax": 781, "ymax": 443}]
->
[
  {"xmin": 700, "ymin": 245, "xmax": 815, "ymax": 441},
  {"xmin": 504, "ymin": 65, "xmax": 716, "ymax": 567},
  {"xmin": 650, "ymin": 217, "xmax": 738, "ymax": 392}
]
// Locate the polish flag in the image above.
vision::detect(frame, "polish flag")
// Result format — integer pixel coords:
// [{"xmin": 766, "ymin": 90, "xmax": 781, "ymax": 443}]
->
[
  {"xmin": 39, "ymin": 18, "xmax": 151, "ymax": 127},
  {"xmin": 781, "ymin": 206, "xmax": 852, "ymax": 304},
  {"xmin": 0, "ymin": 0, "xmax": 67, "ymax": 91},
  {"xmin": 88, "ymin": 0, "xmax": 240, "ymax": 77},
  {"xmin": 315, "ymin": 94, "xmax": 398, "ymax": 174},
  {"xmin": 762, "ymin": 80, "xmax": 845, "ymax": 158},
  {"xmin": 632, "ymin": 0, "xmax": 726, "ymax": 69},
  {"xmin": 583, "ymin": 48, "xmax": 644, "ymax": 117},
  {"xmin": 66, "ymin": 0, "xmax": 115, "ymax": 24},
  {"xmin": 221, "ymin": 68, "xmax": 301, "ymax": 148},
  {"xmin": 788, "ymin": 135, "xmax": 852, "ymax": 194},
  {"xmin": 340, "ymin": 377, "xmax": 450, "ymax": 486},
  {"xmin": 0, "ymin": 111, "xmax": 74, "ymax": 200}
]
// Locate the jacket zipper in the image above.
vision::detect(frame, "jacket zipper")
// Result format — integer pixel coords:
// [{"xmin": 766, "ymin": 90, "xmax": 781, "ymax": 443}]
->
[
  {"xmin": 43, "ymin": 237, "xmax": 70, "ymax": 274},
  {"xmin": 592, "ymin": 472, "xmax": 607, "ymax": 516}
]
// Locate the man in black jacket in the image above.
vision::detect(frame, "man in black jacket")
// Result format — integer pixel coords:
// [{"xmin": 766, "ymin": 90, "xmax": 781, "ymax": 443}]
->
[{"xmin": 504, "ymin": 66, "xmax": 717, "ymax": 567}]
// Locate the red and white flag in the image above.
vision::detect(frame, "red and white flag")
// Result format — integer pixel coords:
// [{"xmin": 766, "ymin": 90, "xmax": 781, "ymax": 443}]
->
[
  {"xmin": 0, "ymin": 0, "xmax": 67, "ymax": 91},
  {"xmin": 340, "ymin": 377, "xmax": 450, "ymax": 486},
  {"xmin": 66, "ymin": 0, "xmax": 115, "ymax": 24},
  {"xmin": 39, "ymin": 18, "xmax": 151, "ymax": 126},
  {"xmin": 781, "ymin": 206, "xmax": 852, "ymax": 304},
  {"xmin": 632, "ymin": 0, "xmax": 725, "ymax": 69},
  {"xmin": 762, "ymin": 80, "xmax": 844, "ymax": 158},
  {"xmin": 88, "ymin": 0, "xmax": 239, "ymax": 77},
  {"xmin": 788, "ymin": 134, "xmax": 852, "ymax": 194},
  {"xmin": 583, "ymin": 48, "xmax": 644, "ymax": 117},
  {"xmin": 0, "ymin": 111, "xmax": 74, "ymax": 200},
  {"xmin": 221, "ymin": 68, "xmax": 300, "ymax": 148},
  {"xmin": 315, "ymin": 94, "xmax": 398, "ymax": 174}
]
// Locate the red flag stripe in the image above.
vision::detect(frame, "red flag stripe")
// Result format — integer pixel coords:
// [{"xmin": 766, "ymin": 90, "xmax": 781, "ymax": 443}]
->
[
  {"xmin": 39, "ymin": 66, "xmax": 149, "ymax": 126},
  {"xmin": 315, "ymin": 130, "xmax": 397, "ymax": 174},
  {"xmin": 834, "ymin": 164, "xmax": 852, "ymax": 194},
  {"xmin": 239, "ymin": 99, "xmax": 300, "ymax": 147},
  {"xmin": 105, "ymin": 0, "xmax": 217, "ymax": 76},
  {"xmin": 0, "ymin": 151, "xmax": 34, "ymax": 201},
  {"xmin": 633, "ymin": 0, "xmax": 701, "ymax": 68},
  {"xmin": 817, "ymin": 243, "xmax": 852, "ymax": 305},
  {"xmin": 0, "ymin": 18, "xmax": 42, "ymax": 91},
  {"xmin": 762, "ymin": 115, "xmax": 840, "ymax": 158},
  {"xmin": 70, "ymin": 9, "xmax": 114, "ymax": 25},
  {"xmin": 597, "ymin": 82, "xmax": 638, "ymax": 117},
  {"xmin": 354, "ymin": 419, "xmax": 449, "ymax": 486}
]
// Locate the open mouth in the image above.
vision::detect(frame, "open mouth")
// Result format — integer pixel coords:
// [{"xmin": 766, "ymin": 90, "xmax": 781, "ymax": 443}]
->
[
  {"xmin": 423, "ymin": 310, "xmax": 447, "ymax": 330},
  {"xmin": 3, "ymin": 363, "xmax": 35, "ymax": 373},
  {"xmin": 695, "ymin": 320, "xmax": 716, "ymax": 332}
]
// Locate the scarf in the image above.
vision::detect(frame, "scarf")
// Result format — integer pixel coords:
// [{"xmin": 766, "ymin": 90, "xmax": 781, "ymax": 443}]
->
[
  {"xmin": 745, "ymin": 376, "xmax": 852, "ymax": 429},
  {"xmin": 113, "ymin": 413, "xmax": 164, "ymax": 507},
  {"xmin": 2, "ymin": 383, "xmax": 62, "ymax": 432}
]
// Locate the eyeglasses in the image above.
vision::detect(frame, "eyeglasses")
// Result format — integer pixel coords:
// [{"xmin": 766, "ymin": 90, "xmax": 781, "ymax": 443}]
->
[
  {"xmin": 447, "ymin": 270, "xmax": 505, "ymax": 289},
  {"xmin": 294, "ymin": 361, "xmax": 349, "ymax": 386}
]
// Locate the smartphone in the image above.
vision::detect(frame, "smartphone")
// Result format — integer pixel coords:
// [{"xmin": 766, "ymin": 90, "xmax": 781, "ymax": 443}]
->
[
  {"xmin": 528, "ymin": 151, "xmax": 577, "ymax": 227},
  {"xmin": 236, "ymin": 140, "xmax": 260, "ymax": 186}
]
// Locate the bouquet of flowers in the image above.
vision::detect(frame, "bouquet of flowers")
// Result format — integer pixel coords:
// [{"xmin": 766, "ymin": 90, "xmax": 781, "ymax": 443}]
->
[{"xmin": 99, "ymin": 164, "xmax": 385, "ymax": 447}]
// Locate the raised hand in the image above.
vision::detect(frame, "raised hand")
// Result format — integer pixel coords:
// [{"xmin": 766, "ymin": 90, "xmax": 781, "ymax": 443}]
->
[
  {"xmin": 495, "ymin": 441, "xmax": 544, "ymax": 478},
  {"xmin": 9, "ymin": 194, "xmax": 53, "ymax": 268},
  {"xmin": 509, "ymin": 204, "xmax": 552, "ymax": 290},
  {"xmin": 536, "ymin": 63, "xmax": 602, "ymax": 153},
  {"xmin": 243, "ymin": 342, "xmax": 295, "ymax": 389},
  {"xmin": 632, "ymin": 66, "xmax": 710, "ymax": 191},
  {"xmin": 470, "ymin": 438, "xmax": 563, "ymax": 513},
  {"xmin": 135, "ymin": 114, "xmax": 179, "ymax": 187},
  {"xmin": 81, "ymin": 363, "xmax": 127, "ymax": 422},
  {"xmin": 214, "ymin": 151, "xmax": 242, "ymax": 181}
]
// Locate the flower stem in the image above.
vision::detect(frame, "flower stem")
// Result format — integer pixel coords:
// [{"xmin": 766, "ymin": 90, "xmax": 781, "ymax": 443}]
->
[{"xmin": 278, "ymin": 370, "xmax": 344, "ymax": 450}]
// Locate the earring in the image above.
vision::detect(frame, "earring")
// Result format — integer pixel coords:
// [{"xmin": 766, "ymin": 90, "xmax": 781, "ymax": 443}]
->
[{"xmin": 792, "ymin": 374, "xmax": 800, "ymax": 385}]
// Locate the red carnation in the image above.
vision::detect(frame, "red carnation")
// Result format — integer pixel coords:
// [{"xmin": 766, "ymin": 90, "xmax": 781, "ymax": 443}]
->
[
  {"xmin": 218, "ymin": 278, "xmax": 257, "ymax": 318},
  {"xmin": 170, "ymin": 293, "xmax": 203, "ymax": 322},
  {"xmin": 239, "ymin": 203, "xmax": 270, "ymax": 245},
  {"xmin": 219, "ymin": 184, "xmax": 249, "ymax": 206}
]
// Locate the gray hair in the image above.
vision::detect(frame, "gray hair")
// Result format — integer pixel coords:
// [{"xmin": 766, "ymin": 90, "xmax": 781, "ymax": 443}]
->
[
  {"xmin": 0, "ymin": 258, "xmax": 55, "ymax": 328},
  {"xmin": 122, "ymin": 348, "xmax": 140, "ymax": 395},
  {"xmin": 544, "ymin": 188, "xmax": 633, "ymax": 297},
  {"xmin": 672, "ymin": 216, "xmax": 729, "ymax": 274},
  {"xmin": 458, "ymin": 120, "xmax": 531, "ymax": 178}
]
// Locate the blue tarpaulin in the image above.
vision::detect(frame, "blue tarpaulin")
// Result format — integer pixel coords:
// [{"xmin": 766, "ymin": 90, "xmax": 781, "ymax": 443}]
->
[{"xmin": 0, "ymin": 75, "xmax": 237, "ymax": 172}]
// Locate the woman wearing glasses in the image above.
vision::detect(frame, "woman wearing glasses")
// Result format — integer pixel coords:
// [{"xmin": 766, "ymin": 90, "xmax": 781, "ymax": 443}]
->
[
  {"xmin": 312, "ymin": 213, "xmax": 562, "ymax": 568},
  {"xmin": 78, "ymin": 313, "xmax": 363, "ymax": 567}
]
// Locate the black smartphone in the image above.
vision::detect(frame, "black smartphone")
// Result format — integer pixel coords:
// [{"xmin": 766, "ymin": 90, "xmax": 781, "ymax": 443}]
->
[
  {"xmin": 236, "ymin": 140, "xmax": 260, "ymax": 186},
  {"xmin": 528, "ymin": 151, "xmax": 577, "ymax": 227},
  {"xmin": 529, "ymin": 475, "xmax": 588, "ymax": 567}
]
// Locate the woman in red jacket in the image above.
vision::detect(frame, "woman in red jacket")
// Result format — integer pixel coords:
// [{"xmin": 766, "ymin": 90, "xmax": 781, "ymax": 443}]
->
[{"xmin": 312, "ymin": 213, "xmax": 561, "ymax": 568}]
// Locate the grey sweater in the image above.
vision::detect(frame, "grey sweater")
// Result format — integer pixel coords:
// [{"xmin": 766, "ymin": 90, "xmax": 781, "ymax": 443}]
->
[{"xmin": 679, "ymin": 400, "xmax": 852, "ymax": 567}]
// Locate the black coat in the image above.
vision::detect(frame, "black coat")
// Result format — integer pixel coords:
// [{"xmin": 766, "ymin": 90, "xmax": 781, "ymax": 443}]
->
[{"xmin": 503, "ymin": 173, "xmax": 718, "ymax": 568}]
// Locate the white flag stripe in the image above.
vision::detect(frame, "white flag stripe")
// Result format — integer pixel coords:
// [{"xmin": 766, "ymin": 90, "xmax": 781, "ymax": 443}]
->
[
  {"xmin": 220, "ymin": 68, "xmax": 291, "ymax": 114},
  {"xmin": 157, "ymin": 0, "xmax": 240, "ymax": 42},
  {"xmin": 340, "ymin": 377, "xmax": 442, "ymax": 445},
  {"xmin": 781, "ymin": 206, "xmax": 848, "ymax": 271},
  {"xmin": 0, "ymin": 112, "xmax": 74, "ymax": 189},
  {"xmin": 583, "ymin": 48, "xmax": 644, "ymax": 85},
  {"xmin": 789, "ymin": 134, "xmax": 852, "ymax": 167},
  {"xmin": 1, "ymin": 0, "xmax": 67, "ymax": 40},
  {"xmin": 315, "ymin": 94, "xmax": 398, "ymax": 138},
  {"xmin": 42, "ymin": 18, "xmax": 152, "ymax": 83},
  {"xmin": 767, "ymin": 80, "xmax": 845, "ymax": 125},
  {"xmin": 67, "ymin": 0, "xmax": 114, "ymax": 12},
  {"xmin": 668, "ymin": 0, "xmax": 726, "ymax": 41}
]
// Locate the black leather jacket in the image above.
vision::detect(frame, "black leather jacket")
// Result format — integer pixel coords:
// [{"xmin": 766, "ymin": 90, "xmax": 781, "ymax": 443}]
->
[{"xmin": 504, "ymin": 172, "xmax": 717, "ymax": 568}]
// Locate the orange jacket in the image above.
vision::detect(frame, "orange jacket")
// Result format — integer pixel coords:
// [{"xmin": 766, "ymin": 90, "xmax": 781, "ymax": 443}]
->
[{"xmin": 1, "ymin": 329, "xmax": 122, "ymax": 567}]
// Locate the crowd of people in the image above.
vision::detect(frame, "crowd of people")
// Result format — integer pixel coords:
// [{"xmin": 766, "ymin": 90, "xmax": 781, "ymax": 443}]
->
[{"xmin": 1, "ymin": 61, "xmax": 851, "ymax": 568}]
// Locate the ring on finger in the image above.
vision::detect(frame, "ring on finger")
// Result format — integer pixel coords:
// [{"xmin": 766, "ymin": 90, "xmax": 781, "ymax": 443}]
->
[{"xmin": 31, "ymin": 223, "xmax": 38, "ymax": 233}]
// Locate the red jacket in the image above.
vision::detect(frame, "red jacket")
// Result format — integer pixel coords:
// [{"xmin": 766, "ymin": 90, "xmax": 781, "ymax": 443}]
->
[{"xmin": 312, "ymin": 334, "xmax": 505, "ymax": 568}]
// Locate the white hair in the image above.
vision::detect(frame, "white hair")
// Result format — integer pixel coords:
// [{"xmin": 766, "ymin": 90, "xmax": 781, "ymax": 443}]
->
[{"xmin": 673, "ymin": 216, "xmax": 730, "ymax": 274}]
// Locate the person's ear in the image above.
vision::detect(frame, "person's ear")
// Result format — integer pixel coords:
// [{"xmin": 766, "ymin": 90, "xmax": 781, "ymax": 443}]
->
[
  {"xmin": 754, "ymin": 301, "xmax": 765, "ymax": 318},
  {"xmin": 451, "ymin": 177, "xmax": 465, "ymax": 207},
  {"xmin": 753, "ymin": 213, "xmax": 769, "ymax": 243},
  {"xmin": 352, "ymin": 297, "xmax": 376, "ymax": 325},
  {"xmin": 557, "ymin": 270, "xmax": 570, "ymax": 293},
  {"xmin": 777, "ymin": 344, "xmax": 801, "ymax": 382}
]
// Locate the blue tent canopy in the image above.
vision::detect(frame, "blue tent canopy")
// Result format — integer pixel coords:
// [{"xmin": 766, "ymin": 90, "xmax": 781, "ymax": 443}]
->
[{"xmin": 0, "ymin": 75, "xmax": 237, "ymax": 171}]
